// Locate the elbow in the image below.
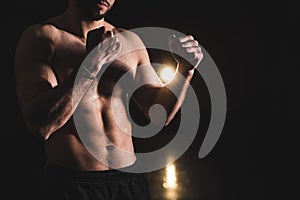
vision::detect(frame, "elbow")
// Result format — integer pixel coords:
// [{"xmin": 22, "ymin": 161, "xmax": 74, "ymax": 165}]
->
[
  {"xmin": 37, "ymin": 128, "xmax": 52, "ymax": 141},
  {"xmin": 164, "ymin": 103, "xmax": 182, "ymax": 126},
  {"xmin": 164, "ymin": 118, "xmax": 172, "ymax": 127},
  {"xmin": 151, "ymin": 114, "xmax": 173, "ymax": 127},
  {"xmin": 24, "ymin": 110, "xmax": 61, "ymax": 141},
  {"xmin": 164, "ymin": 107, "xmax": 181, "ymax": 126},
  {"xmin": 164, "ymin": 114, "xmax": 175, "ymax": 127},
  {"xmin": 29, "ymin": 125, "xmax": 52, "ymax": 141},
  {"xmin": 25, "ymin": 119, "xmax": 53, "ymax": 141},
  {"xmin": 21, "ymin": 106, "xmax": 61, "ymax": 141}
]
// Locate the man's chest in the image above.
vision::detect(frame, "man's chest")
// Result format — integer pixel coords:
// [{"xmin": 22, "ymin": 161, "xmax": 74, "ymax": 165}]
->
[
  {"xmin": 52, "ymin": 41, "xmax": 138, "ymax": 83},
  {"xmin": 51, "ymin": 40, "xmax": 140, "ymax": 99}
]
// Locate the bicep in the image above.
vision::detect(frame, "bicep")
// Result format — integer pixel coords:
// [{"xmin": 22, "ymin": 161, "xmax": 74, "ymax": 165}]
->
[
  {"xmin": 14, "ymin": 26, "xmax": 57, "ymax": 109},
  {"xmin": 131, "ymin": 49, "xmax": 163, "ymax": 116},
  {"xmin": 120, "ymin": 30, "xmax": 164, "ymax": 114}
]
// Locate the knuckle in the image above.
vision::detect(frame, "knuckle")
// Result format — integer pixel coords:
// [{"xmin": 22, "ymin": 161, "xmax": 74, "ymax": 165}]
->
[{"xmin": 188, "ymin": 35, "xmax": 194, "ymax": 40}]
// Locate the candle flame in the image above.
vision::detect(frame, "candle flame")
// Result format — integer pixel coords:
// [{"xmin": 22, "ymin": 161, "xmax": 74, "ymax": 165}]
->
[{"xmin": 163, "ymin": 164, "xmax": 178, "ymax": 189}]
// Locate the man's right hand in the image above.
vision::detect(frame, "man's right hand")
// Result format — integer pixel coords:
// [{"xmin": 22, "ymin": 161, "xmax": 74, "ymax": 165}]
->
[{"xmin": 83, "ymin": 27, "xmax": 122, "ymax": 75}]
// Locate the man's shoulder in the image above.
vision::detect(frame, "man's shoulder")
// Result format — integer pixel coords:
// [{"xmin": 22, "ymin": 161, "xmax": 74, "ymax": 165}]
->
[
  {"xmin": 20, "ymin": 23, "xmax": 60, "ymax": 44},
  {"xmin": 114, "ymin": 27, "xmax": 144, "ymax": 44}
]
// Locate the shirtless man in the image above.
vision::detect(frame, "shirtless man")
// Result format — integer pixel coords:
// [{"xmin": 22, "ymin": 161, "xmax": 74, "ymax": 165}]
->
[{"xmin": 14, "ymin": 0, "xmax": 203, "ymax": 199}]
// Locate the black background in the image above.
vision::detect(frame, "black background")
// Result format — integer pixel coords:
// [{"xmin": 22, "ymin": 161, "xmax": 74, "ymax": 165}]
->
[{"xmin": 3, "ymin": 0, "xmax": 298, "ymax": 199}]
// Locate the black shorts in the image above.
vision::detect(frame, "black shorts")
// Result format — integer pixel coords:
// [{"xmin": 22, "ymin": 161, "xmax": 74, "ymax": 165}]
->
[{"xmin": 41, "ymin": 162, "xmax": 151, "ymax": 200}]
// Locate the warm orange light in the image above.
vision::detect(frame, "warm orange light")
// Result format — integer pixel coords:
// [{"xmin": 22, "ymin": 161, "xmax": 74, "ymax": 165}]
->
[{"xmin": 159, "ymin": 67, "xmax": 176, "ymax": 84}]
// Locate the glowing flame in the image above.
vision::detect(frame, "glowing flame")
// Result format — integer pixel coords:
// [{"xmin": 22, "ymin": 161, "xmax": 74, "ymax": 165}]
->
[
  {"xmin": 163, "ymin": 164, "xmax": 178, "ymax": 189},
  {"xmin": 159, "ymin": 67, "xmax": 176, "ymax": 83}
]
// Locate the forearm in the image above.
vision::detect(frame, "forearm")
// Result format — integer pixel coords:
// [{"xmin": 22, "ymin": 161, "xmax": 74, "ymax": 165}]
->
[
  {"xmin": 26, "ymin": 67, "xmax": 96, "ymax": 140},
  {"xmin": 155, "ymin": 67, "xmax": 194, "ymax": 125}
]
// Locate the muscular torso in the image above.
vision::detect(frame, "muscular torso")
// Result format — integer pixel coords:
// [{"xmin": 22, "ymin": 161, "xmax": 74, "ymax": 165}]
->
[{"xmin": 44, "ymin": 21, "xmax": 142, "ymax": 171}]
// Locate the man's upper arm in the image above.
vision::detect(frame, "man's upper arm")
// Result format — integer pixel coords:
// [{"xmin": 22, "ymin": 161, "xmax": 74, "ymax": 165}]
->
[
  {"xmin": 126, "ymin": 31, "xmax": 164, "ymax": 118},
  {"xmin": 118, "ymin": 29, "xmax": 162, "ymax": 88},
  {"xmin": 14, "ymin": 24, "xmax": 58, "ymax": 114}
]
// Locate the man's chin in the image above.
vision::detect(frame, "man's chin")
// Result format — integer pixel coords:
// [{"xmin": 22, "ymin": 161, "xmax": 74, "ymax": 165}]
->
[
  {"xmin": 92, "ymin": 10, "xmax": 110, "ymax": 20},
  {"xmin": 93, "ymin": 15, "xmax": 105, "ymax": 21}
]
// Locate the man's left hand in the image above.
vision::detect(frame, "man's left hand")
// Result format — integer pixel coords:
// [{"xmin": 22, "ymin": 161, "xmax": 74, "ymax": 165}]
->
[{"xmin": 169, "ymin": 34, "xmax": 203, "ymax": 71}]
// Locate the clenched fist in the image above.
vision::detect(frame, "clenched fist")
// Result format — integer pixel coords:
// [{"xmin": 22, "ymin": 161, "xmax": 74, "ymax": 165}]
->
[
  {"xmin": 169, "ymin": 34, "xmax": 203, "ymax": 71},
  {"xmin": 83, "ymin": 27, "xmax": 122, "ymax": 75}
]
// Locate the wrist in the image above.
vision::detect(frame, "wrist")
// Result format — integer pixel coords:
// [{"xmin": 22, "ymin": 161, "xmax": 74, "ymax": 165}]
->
[
  {"xmin": 81, "ymin": 66, "xmax": 97, "ymax": 80},
  {"xmin": 177, "ymin": 64, "xmax": 195, "ymax": 77}
]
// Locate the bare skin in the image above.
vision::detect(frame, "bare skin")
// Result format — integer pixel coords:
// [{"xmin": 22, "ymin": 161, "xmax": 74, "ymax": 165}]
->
[{"xmin": 14, "ymin": 0, "xmax": 203, "ymax": 171}]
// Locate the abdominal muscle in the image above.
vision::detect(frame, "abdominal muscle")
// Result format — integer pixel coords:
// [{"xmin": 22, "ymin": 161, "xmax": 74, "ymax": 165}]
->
[{"xmin": 44, "ymin": 84, "xmax": 136, "ymax": 171}]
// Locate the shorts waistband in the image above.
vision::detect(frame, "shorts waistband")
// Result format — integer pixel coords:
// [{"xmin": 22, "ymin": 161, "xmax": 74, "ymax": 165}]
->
[{"xmin": 44, "ymin": 161, "xmax": 141, "ymax": 182}]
